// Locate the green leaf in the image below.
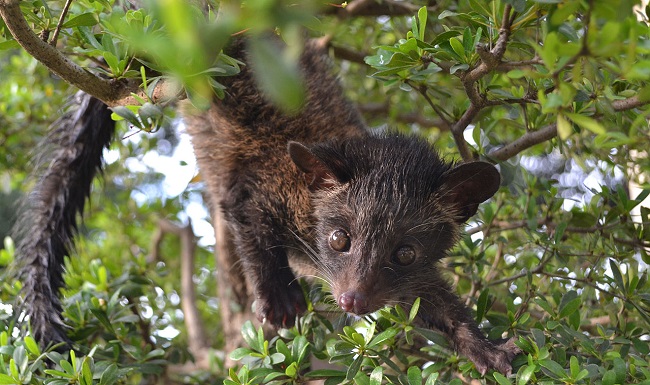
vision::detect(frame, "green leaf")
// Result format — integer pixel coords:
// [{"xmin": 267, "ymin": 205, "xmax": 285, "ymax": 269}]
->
[
  {"xmin": 110, "ymin": 106, "xmax": 139, "ymax": 126},
  {"xmin": 291, "ymin": 335, "xmax": 309, "ymax": 364},
  {"xmin": 493, "ymin": 371, "xmax": 511, "ymax": 385},
  {"xmin": 473, "ymin": 27, "xmax": 483, "ymax": 50},
  {"xmin": 23, "ymin": 336, "xmax": 40, "ymax": 356},
  {"xmin": 476, "ymin": 288, "xmax": 489, "ymax": 323},
  {"xmin": 369, "ymin": 366, "xmax": 383, "ymax": 385},
  {"xmin": 554, "ymin": 221, "xmax": 567, "ymax": 244},
  {"xmin": 0, "ymin": 40, "xmax": 20, "ymax": 50},
  {"xmin": 609, "ymin": 259, "xmax": 626, "ymax": 291},
  {"xmin": 346, "ymin": 354, "xmax": 363, "ymax": 381},
  {"xmin": 417, "ymin": 7, "xmax": 427, "ymax": 41},
  {"xmin": 229, "ymin": 348, "xmax": 253, "ymax": 361},
  {"xmin": 76, "ymin": 26, "xmax": 103, "ymax": 50},
  {"xmin": 449, "ymin": 37, "xmax": 466, "ymax": 61},
  {"xmin": 462, "ymin": 27, "xmax": 473, "ymax": 53},
  {"xmin": 137, "ymin": 102, "xmax": 163, "ymax": 128},
  {"xmin": 568, "ymin": 212, "xmax": 597, "ymax": 228},
  {"xmin": 612, "ymin": 357, "xmax": 626, "ymax": 383},
  {"xmin": 240, "ymin": 321, "xmax": 260, "ymax": 352},
  {"xmin": 44, "ymin": 369, "xmax": 74, "ymax": 378},
  {"xmin": 564, "ymin": 112, "xmax": 606, "ymax": 135},
  {"xmin": 424, "ymin": 372, "xmax": 439, "ymax": 385},
  {"xmin": 409, "ymin": 297, "xmax": 420, "ymax": 322},
  {"xmin": 569, "ymin": 356, "xmax": 580, "ymax": 378},
  {"xmin": 285, "ymin": 362, "xmax": 298, "ymax": 378},
  {"xmin": 248, "ymin": 36, "xmax": 305, "ymax": 114},
  {"xmin": 407, "ymin": 366, "xmax": 422, "ymax": 385},
  {"xmin": 63, "ymin": 13, "xmax": 98, "ymax": 28},
  {"xmin": 557, "ymin": 114, "xmax": 572, "ymax": 140},
  {"xmin": 438, "ymin": 10, "xmax": 458, "ymax": 19},
  {"xmin": 81, "ymin": 360, "xmax": 93, "ymax": 385},
  {"xmin": 0, "ymin": 373, "xmax": 17, "ymax": 385},
  {"xmin": 539, "ymin": 359, "xmax": 567, "ymax": 379},
  {"xmin": 305, "ymin": 369, "xmax": 346, "ymax": 378},
  {"xmin": 430, "ymin": 30, "xmax": 461, "ymax": 47},
  {"xmin": 517, "ymin": 365, "xmax": 535, "ymax": 385},
  {"xmin": 12, "ymin": 346, "xmax": 27, "ymax": 374},
  {"xmin": 602, "ymin": 369, "xmax": 616, "ymax": 385},
  {"xmin": 99, "ymin": 364, "xmax": 119, "ymax": 385}
]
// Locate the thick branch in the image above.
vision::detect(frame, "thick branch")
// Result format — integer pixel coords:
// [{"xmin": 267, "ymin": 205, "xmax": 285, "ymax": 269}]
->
[
  {"xmin": 495, "ymin": 59, "xmax": 543, "ymax": 71},
  {"xmin": 483, "ymin": 93, "xmax": 649, "ymax": 162},
  {"xmin": 489, "ymin": 123, "xmax": 557, "ymax": 161},
  {"xmin": 446, "ymin": 5, "xmax": 515, "ymax": 162},
  {"xmin": 0, "ymin": 0, "xmax": 175, "ymax": 107},
  {"xmin": 612, "ymin": 95, "xmax": 650, "ymax": 111},
  {"xmin": 463, "ymin": 4, "xmax": 514, "ymax": 84},
  {"xmin": 357, "ymin": 102, "xmax": 449, "ymax": 130},
  {"xmin": 330, "ymin": 0, "xmax": 427, "ymax": 17},
  {"xmin": 331, "ymin": 44, "xmax": 368, "ymax": 64}
]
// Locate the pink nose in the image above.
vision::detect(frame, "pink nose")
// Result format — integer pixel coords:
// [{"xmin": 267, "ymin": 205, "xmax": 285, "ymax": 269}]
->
[{"xmin": 338, "ymin": 291, "xmax": 369, "ymax": 315}]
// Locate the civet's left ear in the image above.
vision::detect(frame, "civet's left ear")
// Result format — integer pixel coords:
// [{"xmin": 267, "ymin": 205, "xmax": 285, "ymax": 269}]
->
[{"xmin": 440, "ymin": 161, "xmax": 501, "ymax": 223}]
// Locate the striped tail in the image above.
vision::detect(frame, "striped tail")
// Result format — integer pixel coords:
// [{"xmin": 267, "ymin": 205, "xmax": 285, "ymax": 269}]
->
[{"xmin": 12, "ymin": 91, "xmax": 115, "ymax": 347}]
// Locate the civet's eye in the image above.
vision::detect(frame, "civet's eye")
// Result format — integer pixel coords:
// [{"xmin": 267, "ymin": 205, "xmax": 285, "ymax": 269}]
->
[
  {"xmin": 392, "ymin": 245, "xmax": 416, "ymax": 266},
  {"xmin": 329, "ymin": 230, "xmax": 351, "ymax": 252}
]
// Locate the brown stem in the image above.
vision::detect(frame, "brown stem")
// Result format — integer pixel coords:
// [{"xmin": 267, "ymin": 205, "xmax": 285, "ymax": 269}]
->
[
  {"xmin": 357, "ymin": 101, "xmax": 449, "ymax": 130},
  {"xmin": 331, "ymin": 44, "xmax": 367, "ymax": 64},
  {"xmin": 463, "ymin": 4, "xmax": 514, "ymax": 84},
  {"xmin": 612, "ymin": 95, "xmax": 650, "ymax": 111},
  {"xmin": 0, "ymin": 0, "xmax": 177, "ymax": 106},
  {"xmin": 331, "ymin": 0, "xmax": 428, "ymax": 17},
  {"xmin": 488, "ymin": 245, "xmax": 552, "ymax": 286},
  {"xmin": 495, "ymin": 58, "xmax": 543, "ymax": 71},
  {"xmin": 488, "ymin": 123, "xmax": 557, "ymax": 161},
  {"xmin": 49, "ymin": 0, "xmax": 73, "ymax": 47},
  {"xmin": 128, "ymin": 298, "xmax": 155, "ymax": 349},
  {"xmin": 451, "ymin": 103, "xmax": 481, "ymax": 161},
  {"xmin": 409, "ymin": 82, "xmax": 452, "ymax": 130},
  {"xmin": 445, "ymin": 5, "xmax": 515, "ymax": 162},
  {"xmin": 157, "ymin": 219, "xmax": 210, "ymax": 354}
]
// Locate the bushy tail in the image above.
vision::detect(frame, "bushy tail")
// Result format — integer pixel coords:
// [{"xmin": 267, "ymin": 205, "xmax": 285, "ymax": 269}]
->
[{"xmin": 12, "ymin": 91, "xmax": 115, "ymax": 347}]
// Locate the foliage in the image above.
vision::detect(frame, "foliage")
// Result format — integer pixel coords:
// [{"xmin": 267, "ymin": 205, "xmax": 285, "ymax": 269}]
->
[{"xmin": 1, "ymin": 0, "xmax": 650, "ymax": 384}]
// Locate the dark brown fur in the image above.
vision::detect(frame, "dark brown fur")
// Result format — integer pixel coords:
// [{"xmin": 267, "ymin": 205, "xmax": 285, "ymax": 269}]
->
[
  {"xmin": 13, "ymin": 92, "xmax": 115, "ymax": 348},
  {"xmin": 184, "ymin": 37, "xmax": 519, "ymax": 375}
]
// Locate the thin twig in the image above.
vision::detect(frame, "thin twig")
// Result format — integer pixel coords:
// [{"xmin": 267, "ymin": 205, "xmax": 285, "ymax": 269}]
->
[
  {"xmin": 488, "ymin": 244, "xmax": 552, "ymax": 286},
  {"xmin": 408, "ymin": 81, "xmax": 452, "ymax": 130},
  {"xmin": 49, "ymin": 0, "xmax": 73, "ymax": 47}
]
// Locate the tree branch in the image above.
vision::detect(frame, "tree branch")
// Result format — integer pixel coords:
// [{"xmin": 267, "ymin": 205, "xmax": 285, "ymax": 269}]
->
[
  {"xmin": 156, "ymin": 219, "xmax": 210, "ymax": 354},
  {"xmin": 463, "ymin": 4, "xmax": 514, "ymax": 84},
  {"xmin": 330, "ymin": 44, "xmax": 368, "ymax": 64},
  {"xmin": 49, "ymin": 0, "xmax": 73, "ymax": 47},
  {"xmin": 451, "ymin": 102, "xmax": 481, "ymax": 161},
  {"xmin": 495, "ymin": 58, "xmax": 543, "ymax": 71},
  {"xmin": 612, "ymin": 94, "xmax": 650, "ymax": 111},
  {"xmin": 445, "ymin": 5, "xmax": 515, "ymax": 162},
  {"xmin": 329, "ymin": 0, "xmax": 428, "ymax": 17},
  {"xmin": 0, "ymin": 0, "xmax": 175, "ymax": 107},
  {"xmin": 357, "ymin": 102, "xmax": 449, "ymax": 130},
  {"xmin": 489, "ymin": 123, "xmax": 557, "ymax": 161}
]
